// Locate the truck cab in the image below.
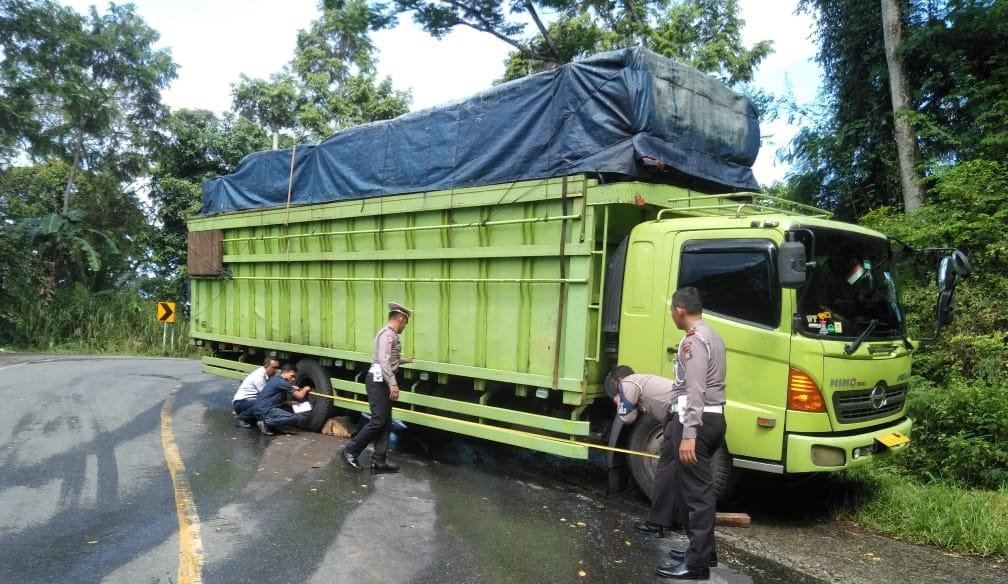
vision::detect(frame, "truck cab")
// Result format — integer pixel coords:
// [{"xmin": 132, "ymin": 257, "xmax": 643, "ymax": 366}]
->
[{"xmin": 614, "ymin": 212, "xmax": 915, "ymax": 494}]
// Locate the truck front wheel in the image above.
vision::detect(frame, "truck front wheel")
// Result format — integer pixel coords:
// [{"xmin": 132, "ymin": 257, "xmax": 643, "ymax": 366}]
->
[
  {"xmin": 294, "ymin": 358, "xmax": 336, "ymax": 432},
  {"xmin": 627, "ymin": 415, "xmax": 733, "ymax": 503}
]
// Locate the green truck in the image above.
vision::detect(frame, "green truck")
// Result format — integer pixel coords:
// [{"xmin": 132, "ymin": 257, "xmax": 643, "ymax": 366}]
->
[{"xmin": 187, "ymin": 48, "xmax": 966, "ymax": 498}]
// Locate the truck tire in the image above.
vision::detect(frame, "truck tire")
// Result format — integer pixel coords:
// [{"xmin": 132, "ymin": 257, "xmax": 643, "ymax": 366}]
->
[
  {"xmin": 628, "ymin": 415, "xmax": 664, "ymax": 501},
  {"xmin": 710, "ymin": 441, "xmax": 735, "ymax": 503},
  {"xmin": 294, "ymin": 358, "xmax": 335, "ymax": 432},
  {"xmin": 628, "ymin": 415, "xmax": 734, "ymax": 503}
]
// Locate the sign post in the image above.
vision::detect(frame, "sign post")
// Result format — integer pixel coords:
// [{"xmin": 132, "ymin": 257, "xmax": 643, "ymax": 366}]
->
[{"xmin": 156, "ymin": 301, "xmax": 176, "ymax": 354}]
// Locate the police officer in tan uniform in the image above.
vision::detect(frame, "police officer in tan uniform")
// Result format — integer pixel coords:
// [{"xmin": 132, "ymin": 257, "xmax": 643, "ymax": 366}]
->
[
  {"xmin": 341, "ymin": 302, "xmax": 412, "ymax": 473},
  {"xmin": 605, "ymin": 366, "xmax": 683, "ymax": 539},
  {"xmin": 655, "ymin": 286, "xmax": 727, "ymax": 581},
  {"xmin": 607, "ymin": 365, "xmax": 675, "ymax": 426}
]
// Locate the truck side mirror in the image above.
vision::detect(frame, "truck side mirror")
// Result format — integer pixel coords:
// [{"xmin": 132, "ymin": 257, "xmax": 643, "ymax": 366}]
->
[
  {"xmin": 778, "ymin": 241, "xmax": 807, "ymax": 288},
  {"xmin": 935, "ymin": 249, "xmax": 970, "ymax": 328}
]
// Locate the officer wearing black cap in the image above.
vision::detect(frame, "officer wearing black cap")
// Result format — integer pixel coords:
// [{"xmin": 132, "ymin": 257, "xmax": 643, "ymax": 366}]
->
[{"xmin": 342, "ymin": 302, "xmax": 412, "ymax": 473}]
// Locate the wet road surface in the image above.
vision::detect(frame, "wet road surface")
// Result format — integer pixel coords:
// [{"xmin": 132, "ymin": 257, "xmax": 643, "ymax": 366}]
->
[
  {"xmin": 2, "ymin": 355, "xmax": 1001, "ymax": 583},
  {"xmin": 0, "ymin": 356, "xmax": 784, "ymax": 583}
]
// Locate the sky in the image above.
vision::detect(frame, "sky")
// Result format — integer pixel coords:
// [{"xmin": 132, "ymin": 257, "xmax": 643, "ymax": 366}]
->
[{"xmin": 63, "ymin": 0, "xmax": 821, "ymax": 184}]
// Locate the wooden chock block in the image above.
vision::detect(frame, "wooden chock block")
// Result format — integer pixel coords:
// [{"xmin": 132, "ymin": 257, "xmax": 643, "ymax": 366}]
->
[{"xmin": 715, "ymin": 512, "xmax": 751, "ymax": 527}]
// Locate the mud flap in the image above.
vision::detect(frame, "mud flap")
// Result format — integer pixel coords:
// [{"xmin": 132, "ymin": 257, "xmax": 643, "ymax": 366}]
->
[{"xmin": 607, "ymin": 416, "xmax": 630, "ymax": 495}]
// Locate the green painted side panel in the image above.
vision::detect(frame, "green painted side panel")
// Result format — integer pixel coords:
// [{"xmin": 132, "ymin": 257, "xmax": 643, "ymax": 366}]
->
[
  {"xmin": 192, "ymin": 176, "xmax": 608, "ymax": 397},
  {"xmin": 196, "ymin": 331, "xmax": 586, "ymax": 392}
]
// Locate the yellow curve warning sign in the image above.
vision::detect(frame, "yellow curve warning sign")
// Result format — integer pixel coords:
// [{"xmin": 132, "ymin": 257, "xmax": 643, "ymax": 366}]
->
[{"xmin": 157, "ymin": 301, "xmax": 176, "ymax": 323}]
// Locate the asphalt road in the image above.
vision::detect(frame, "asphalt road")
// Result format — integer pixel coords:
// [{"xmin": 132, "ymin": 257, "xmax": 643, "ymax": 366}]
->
[
  {"xmin": 0, "ymin": 355, "xmax": 780, "ymax": 584},
  {"xmin": 1, "ymin": 355, "xmax": 1003, "ymax": 584}
]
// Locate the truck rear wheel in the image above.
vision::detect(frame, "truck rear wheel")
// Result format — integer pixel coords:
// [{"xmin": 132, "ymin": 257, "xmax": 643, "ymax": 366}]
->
[
  {"xmin": 628, "ymin": 415, "xmax": 663, "ymax": 501},
  {"xmin": 628, "ymin": 415, "xmax": 733, "ymax": 503},
  {"xmin": 294, "ymin": 358, "xmax": 335, "ymax": 432}
]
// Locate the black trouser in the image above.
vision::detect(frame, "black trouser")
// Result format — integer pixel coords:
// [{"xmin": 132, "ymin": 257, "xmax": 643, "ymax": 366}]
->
[
  {"xmin": 344, "ymin": 372, "xmax": 393, "ymax": 462},
  {"xmin": 650, "ymin": 411, "xmax": 726, "ymax": 568},
  {"xmin": 646, "ymin": 415, "xmax": 681, "ymax": 528}
]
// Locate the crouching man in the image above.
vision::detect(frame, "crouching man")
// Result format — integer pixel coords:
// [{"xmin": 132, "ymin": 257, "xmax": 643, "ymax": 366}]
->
[
  {"xmin": 246, "ymin": 363, "xmax": 310, "ymax": 435},
  {"xmin": 606, "ymin": 365, "xmax": 677, "ymax": 538}
]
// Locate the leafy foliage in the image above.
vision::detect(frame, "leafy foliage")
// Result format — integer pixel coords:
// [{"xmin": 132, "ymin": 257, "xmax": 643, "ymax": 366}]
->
[
  {"xmin": 651, "ymin": 0, "xmax": 772, "ymax": 85},
  {"xmin": 231, "ymin": 0, "xmax": 410, "ymax": 144},
  {"xmin": 788, "ymin": 0, "xmax": 1008, "ymax": 218},
  {"xmin": 0, "ymin": 162, "xmax": 148, "ymax": 295},
  {"xmin": 145, "ymin": 110, "xmax": 271, "ymax": 304},
  {"xmin": 787, "ymin": 0, "xmax": 898, "ymax": 219},
  {"xmin": 860, "ymin": 158, "xmax": 1008, "ymax": 490},
  {"xmin": 898, "ymin": 377, "xmax": 1008, "ymax": 490},
  {"xmin": 0, "ymin": 0, "xmax": 176, "ymax": 210},
  {"xmin": 492, "ymin": 0, "xmax": 774, "ymax": 84}
]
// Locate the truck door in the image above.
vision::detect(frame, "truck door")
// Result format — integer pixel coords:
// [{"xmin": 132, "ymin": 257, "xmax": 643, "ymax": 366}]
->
[{"xmin": 662, "ymin": 234, "xmax": 791, "ymax": 465}]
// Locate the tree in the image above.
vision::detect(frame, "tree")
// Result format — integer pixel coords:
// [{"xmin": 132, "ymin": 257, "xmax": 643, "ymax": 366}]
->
[
  {"xmin": 0, "ymin": 1, "xmax": 176, "ymax": 212},
  {"xmin": 789, "ymin": 0, "xmax": 902, "ymax": 218},
  {"xmin": 651, "ymin": 0, "xmax": 773, "ymax": 85},
  {"xmin": 146, "ymin": 109, "xmax": 271, "ymax": 302},
  {"xmin": 232, "ymin": 74, "xmax": 299, "ymax": 150},
  {"xmin": 232, "ymin": 0, "xmax": 410, "ymax": 143},
  {"xmin": 880, "ymin": 0, "xmax": 924, "ymax": 211},
  {"xmin": 395, "ymin": 0, "xmax": 772, "ymax": 85},
  {"xmin": 789, "ymin": 0, "xmax": 1006, "ymax": 218},
  {"xmin": 0, "ymin": 163, "xmax": 144, "ymax": 297},
  {"xmin": 901, "ymin": 0, "xmax": 1008, "ymax": 163},
  {"xmin": 393, "ymin": 0, "xmax": 537, "ymax": 59}
]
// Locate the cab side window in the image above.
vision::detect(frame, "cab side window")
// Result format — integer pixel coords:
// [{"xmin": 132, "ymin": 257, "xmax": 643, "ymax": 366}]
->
[{"xmin": 678, "ymin": 240, "xmax": 780, "ymax": 328}]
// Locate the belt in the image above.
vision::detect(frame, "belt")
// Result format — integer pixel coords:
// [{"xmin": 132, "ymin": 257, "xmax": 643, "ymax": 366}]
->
[{"xmin": 670, "ymin": 403, "xmax": 724, "ymax": 414}]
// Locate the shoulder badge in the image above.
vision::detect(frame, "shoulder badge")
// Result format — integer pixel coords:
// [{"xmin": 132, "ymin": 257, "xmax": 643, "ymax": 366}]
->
[{"xmin": 682, "ymin": 340, "xmax": 694, "ymax": 360}]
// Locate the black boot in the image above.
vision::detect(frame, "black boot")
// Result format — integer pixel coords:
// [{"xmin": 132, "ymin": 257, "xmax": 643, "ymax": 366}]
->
[
  {"xmin": 656, "ymin": 561, "xmax": 710, "ymax": 580},
  {"xmin": 668, "ymin": 547, "xmax": 718, "ymax": 567},
  {"xmin": 341, "ymin": 448, "xmax": 362, "ymax": 471},
  {"xmin": 371, "ymin": 457, "xmax": 399, "ymax": 474},
  {"xmin": 634, "ymin": 520, "xmax": 666, "ymax": 537}
]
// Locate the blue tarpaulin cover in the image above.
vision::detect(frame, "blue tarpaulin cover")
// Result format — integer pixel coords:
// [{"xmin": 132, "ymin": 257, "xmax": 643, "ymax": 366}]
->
[{"xmin": 199, "ymin": 47, "xmax": 760, "ymax": 215}]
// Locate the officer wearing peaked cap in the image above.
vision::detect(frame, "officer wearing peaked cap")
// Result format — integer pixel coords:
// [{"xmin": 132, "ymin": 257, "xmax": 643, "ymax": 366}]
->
[{"xmin": 342, "ymin": 302, "xmax": 413, "ymax": 473}]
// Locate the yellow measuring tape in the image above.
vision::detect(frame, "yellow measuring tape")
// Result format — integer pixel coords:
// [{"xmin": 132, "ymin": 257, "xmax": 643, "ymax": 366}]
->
[{"xmin": 309, "ymin": 391, "xmax": 659, "ymax": 460}]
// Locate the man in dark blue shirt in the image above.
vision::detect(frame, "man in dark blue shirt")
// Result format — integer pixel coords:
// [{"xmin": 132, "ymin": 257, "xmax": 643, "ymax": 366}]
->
[{"xmin": 245, "ymin": 363, "xmax": 310, "ymax": 435}]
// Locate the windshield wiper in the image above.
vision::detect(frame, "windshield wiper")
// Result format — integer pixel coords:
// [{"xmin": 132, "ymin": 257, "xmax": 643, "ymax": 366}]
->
[{"xmin": 844, "ymin": 319, "xmax": 878, "ymax": 355}]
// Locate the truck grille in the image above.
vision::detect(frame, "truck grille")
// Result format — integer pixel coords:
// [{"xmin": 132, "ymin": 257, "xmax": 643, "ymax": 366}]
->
[{"xmin": 832, "ymin": 383, "xmax": 907, "ymax": 423}]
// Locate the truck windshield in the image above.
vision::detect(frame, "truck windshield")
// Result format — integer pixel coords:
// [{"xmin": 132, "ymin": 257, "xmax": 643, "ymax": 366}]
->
[{"xmin": 797, "ymin": 228, "xmax": 905, "ymax": 339}]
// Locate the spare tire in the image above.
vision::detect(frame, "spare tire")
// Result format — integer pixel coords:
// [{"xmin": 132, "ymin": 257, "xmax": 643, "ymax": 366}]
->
[
  {"xmin": 294, "ymin": 358, "xmax": 336, "ymax": 432},
  {"xmin": 627, "ymin": 415, "xmax": 734, "ymax": 503}
]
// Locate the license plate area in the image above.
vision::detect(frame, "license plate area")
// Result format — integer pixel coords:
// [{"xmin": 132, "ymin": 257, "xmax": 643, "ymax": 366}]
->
[{"xmin": 874, "ymin": 431, "xmax": 910, "ymax": 449}]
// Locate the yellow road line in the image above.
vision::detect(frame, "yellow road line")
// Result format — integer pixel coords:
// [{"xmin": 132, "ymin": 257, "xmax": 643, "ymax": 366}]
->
[
  {"xmin": 161, "ymin": 383, "xmax": 204, "ymax": 584},
  {"xmin": 309, "ymin": 391, "xmax": 659, "ymax": 460}
]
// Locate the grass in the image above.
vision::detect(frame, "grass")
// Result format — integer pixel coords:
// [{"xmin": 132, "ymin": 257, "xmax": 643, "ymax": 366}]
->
[
  {"xmin": 841, "ymin": 465, "xmax": 1008, "ymax": 558},
  {"xmin": 1, "ymin": 286, "xmax": 200, "ymax": 358}
]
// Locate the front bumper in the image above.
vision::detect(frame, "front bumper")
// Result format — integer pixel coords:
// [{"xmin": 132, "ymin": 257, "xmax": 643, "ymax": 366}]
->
[{"xmin": 784, "ymin": 417, "xmax": 912, "ymax": 473}]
